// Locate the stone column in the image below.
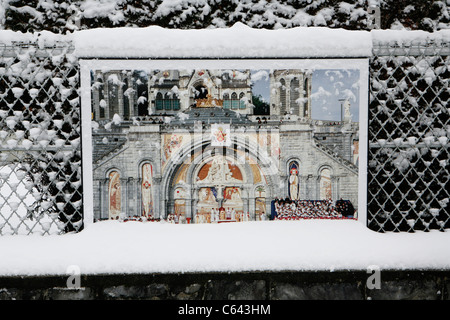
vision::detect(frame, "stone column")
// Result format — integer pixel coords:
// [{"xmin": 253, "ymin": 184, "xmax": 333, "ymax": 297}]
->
[
  {"xmin": 265, "ymin": 198, "xmax": 271, "ymax": 220},
  {"xmin": 118, "ymin": 75, "xmax": 124, "ymax": 119},
  {"xmin": 192, "ymin": 186, "xmax": 199, "ymax": 223},
  {"xmin": 305, "ymin": 174, "xmax": 313, "ymax": 200},
  {"xmin": 185, "ymin": 185, "xmax": 192, "ymax": 219},
  {"xmin": 299, "ymin": 175, "xmax": 306, "ymax": 200},
  {"xmin": 92, "ymin": 82, "xmax": 100, "ymax": 121},
  {"xmin": 279, "ymin": 174, "xmax": 288, "ymax": 199},
  {"xmin": 249, "ymin": 196, "xmax": 256, "ymax": 221},
  {"xmin": 299, "ymin": 74, "xmax": 304, "ymax": 118},
  {"xmin": 128, "ymin": 76, "xmax": 135, "ymax": 119},
  {"xmin": 334, "ymin": 175, "xmax": 340, "ymax": 202},
  {"xmin": 127, "ymin": 177, "xmax": 134, "ymax": 217},
  {"xmin": 316, "ymin": 176, "xmax": 321, "ymax": 200},
  {"xmin": 120, "ymin": 178, "xmax": 127, "ymax": 219},
  {"xmin": 93, "ymin": 179, "xmax": 100, "ymax": 220},
  {"xmin": 152, "ymin": 177, "xmax": 162, "ymax": 219},
  {"xmin": 104, "ymin": 77, "xmax": 110, "ymax": 119},
  {"xmin": 136, "ymin": 178, "xmax": 142, "ymax": 217},
  {"xmin": 101, "ymin": 178, "xmax": 108, "ymax": 220}
]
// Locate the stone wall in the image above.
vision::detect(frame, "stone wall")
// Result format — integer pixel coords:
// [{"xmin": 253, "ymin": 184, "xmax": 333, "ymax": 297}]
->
[
  {"xmin": 1, "ymin": 271, "xmax": 448, "ymax": 300},
  {"xmin": 93, "ymin": 126, "xmax": 162, "ymax": 220},
  {"xmin": 279, "ymin": 124, "xmax": 359, "ymax": 206}
]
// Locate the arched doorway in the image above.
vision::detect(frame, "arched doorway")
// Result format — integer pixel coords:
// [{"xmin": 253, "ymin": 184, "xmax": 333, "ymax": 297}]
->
[
  {"xmin": 194, "ymin": 85, "xmax": 208, "ymax": 99},
  {"xmin": 319, "ymin": 167, "xmax": 332, "ymax": 200},
  {"xmin": 194, "ymin": 155, "xmax": 245, "ymax": 223},
  {"xmin": 162, "ymin": 136, "xmax": 279, "ymax": 223}
]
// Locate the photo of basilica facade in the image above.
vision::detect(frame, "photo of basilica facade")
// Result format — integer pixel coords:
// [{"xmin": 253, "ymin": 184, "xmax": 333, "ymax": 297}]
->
[{"xmin": 90, "ymin": 68, "xmax": 360, "ymax": 223}]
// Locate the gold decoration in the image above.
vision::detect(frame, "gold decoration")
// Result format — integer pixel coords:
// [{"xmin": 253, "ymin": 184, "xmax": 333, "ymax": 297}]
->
[{"xmin": 196, "ymin": 94, "xmax": 223, "ymax": 108}]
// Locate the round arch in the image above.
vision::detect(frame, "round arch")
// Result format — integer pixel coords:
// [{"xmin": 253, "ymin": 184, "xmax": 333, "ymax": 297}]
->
[
  {"xmin": 105, "ymin": 168, "xmax": 122, "ymax": 220},
  {"xmin": 286, "ymin": 158, "xmax": 301, "ymax": 201},
  {"xmin": 160, "ymin": 135, "xmax": 280, "ymax": 220},
  {"xmin": 317, "ymin": 165, "xmax": 334, "ymax": 201}
]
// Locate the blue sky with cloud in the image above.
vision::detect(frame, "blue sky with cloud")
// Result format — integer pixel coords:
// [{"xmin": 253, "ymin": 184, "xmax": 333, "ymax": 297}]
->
[
  {"xmin": 250, "ymin": 69, "xmax": 360, "ymax": 122},
  {"xmin": 310, "ymin": 69, "xmax": 360, "ymax": 122}
]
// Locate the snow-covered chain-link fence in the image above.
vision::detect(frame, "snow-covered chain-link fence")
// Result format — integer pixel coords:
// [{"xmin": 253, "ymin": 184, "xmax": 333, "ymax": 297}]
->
[
  {"xmin": 368, "ymin": 38, "xmax": 450, "ymax": 232},
  {"xmin": 0, "ymin": 33, "xmax": 449, "ymax": 235},
  {"xmin": 0, "ymin": 41, "xmax": 83, "ymax": 235}
]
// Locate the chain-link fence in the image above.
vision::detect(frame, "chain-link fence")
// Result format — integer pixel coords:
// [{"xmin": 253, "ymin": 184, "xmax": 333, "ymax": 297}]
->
[
  {"xmin": 0, "ymin": 35, "xmax": 449, "ymax": 235},
  {"xmin": 368, "ymin": 38, "xmax": 450, "ymax": 232},
  {"xmin": 0, "ymin": 41, "xmax": 83, "ymax": 235}
]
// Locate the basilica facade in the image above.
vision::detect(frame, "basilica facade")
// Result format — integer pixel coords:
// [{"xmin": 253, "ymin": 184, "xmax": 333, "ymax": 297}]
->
[{"xmin": 90, "ymin": 69, "xmax": 359, "ymax": 222}]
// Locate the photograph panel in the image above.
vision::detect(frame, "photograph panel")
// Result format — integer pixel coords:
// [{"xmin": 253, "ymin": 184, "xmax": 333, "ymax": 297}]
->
[{"xmin": 81, "ymin": 60, "xmax": 367, "ymax": 225}]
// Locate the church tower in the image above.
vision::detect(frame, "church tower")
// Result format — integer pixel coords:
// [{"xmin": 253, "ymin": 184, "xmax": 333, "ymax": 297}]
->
[{"xmin": 269, "ymin": 70, "xmax": 312, "ymax": 119}]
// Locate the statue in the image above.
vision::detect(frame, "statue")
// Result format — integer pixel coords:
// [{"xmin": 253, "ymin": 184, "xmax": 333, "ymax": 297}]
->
[
  {"xmin": 289, "ymin": 167, "xmax": 299, "ymax": 200},
  {"xmin": 344, "ymin": 100, "xmax": 352, "ymax": 122},
  {"xmin": 201, "ymin": 156, "xmax": 240, "ymax": 184}
]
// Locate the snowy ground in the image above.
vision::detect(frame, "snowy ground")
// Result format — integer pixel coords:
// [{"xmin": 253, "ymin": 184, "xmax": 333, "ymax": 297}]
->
[{"xmin": 0, "ymin": 219, "xmax": 449, "ymax": 276}]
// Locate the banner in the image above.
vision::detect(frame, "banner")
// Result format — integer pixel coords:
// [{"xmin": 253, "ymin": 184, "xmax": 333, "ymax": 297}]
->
[{"xmin": 211, "ymin": 124, "xmax": 231, "ymax": 147}]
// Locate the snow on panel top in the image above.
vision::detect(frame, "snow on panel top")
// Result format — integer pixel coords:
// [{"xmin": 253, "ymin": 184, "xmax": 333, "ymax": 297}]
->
[
  {"xmin": 0, "ymin": 30, "xmax": 68, "ymax": 48},
  {"xmin": 72, "ymin": 23, "xmax": 373, "ymax": 58},
  {"xmin": 371, "ymin": 29, "xmax": 450, "ymax": 45},
  {"xmin": 2, "ymin": 26, "xmax": 449, "ymax": 59}
]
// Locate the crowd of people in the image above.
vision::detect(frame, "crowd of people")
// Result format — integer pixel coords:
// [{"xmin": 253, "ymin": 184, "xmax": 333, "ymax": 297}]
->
[
  {"xmin": 271, "ymin": 198, "xmax": 355, "ymax": 220},
  {"xmin": 104, "ymin": 198, "xmax": 355, "ymax": 223}
]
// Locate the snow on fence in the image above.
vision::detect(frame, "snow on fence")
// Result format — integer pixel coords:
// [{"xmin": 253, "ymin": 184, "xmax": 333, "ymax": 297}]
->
[
  {"xmin": 0, "ymin": 28, "xmax": 449, "ymax": 235},
  {"xmin": 0, "ymin": 39, "xmax": 83, "ymax": 235},
  {"xmin": 368, "ymin": 30, "xmax": 450, "ymax": 232}
]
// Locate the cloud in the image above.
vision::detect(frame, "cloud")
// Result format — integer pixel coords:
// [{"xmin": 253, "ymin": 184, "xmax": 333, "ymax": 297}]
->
[
  {"xmin": 341, "ymin": 88, "xmax": 357, "ymax": 102},
  {"xmin": 311, "ymin": 86, "xmax": 332, "ymax": 100},
  {"xmin": 250, "ymin": 70, "xmax": 269, "ymax": 83}
]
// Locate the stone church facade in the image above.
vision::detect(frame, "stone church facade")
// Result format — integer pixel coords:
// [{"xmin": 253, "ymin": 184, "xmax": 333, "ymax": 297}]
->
[{"xmin": 90, "ymin": 69, "xmax": 359, "ymax": 222}]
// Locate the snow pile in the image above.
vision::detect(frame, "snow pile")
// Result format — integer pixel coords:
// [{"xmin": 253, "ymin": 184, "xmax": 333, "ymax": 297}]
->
[
  {"xmin": 1, "ymin": 26, "xmax": 448, "ymax": 60},
  {"xmin": 2, "ymin": 25, "xmax": 449, "ymax": 60},
  {"xmin": 372, "ymin": 29, "xmax": 450, "ymax": 45},
  {"xmin": 0, "ymin": 220, "xmax": 449, "ymax": 276},
  {"xmin": 72, "ymin": 24, "xmax": 372, "ymax": 58},
  {"xmin": 0, "ymin": 29, "xmax": 68, "ymax": 47}
]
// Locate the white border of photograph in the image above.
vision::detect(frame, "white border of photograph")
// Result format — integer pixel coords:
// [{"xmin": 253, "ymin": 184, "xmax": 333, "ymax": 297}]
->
[{"xmin": 80, "ymin": 59, "xmax": 369, "ymax": 228}]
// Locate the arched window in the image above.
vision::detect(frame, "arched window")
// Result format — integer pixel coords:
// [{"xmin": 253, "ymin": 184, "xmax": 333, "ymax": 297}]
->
[
  {"xmin": 136, "ymin": 73, "xmax": 149, "ymax": 116},
  {"xmin": 173, "ymin": 96, "xmax": 180, "ymax": 110},
  {"xmin": 304, "ymin": 77, "xmax": 309, "ymax": 117},
  {"xmin": 231, "ymin": 92, "xmax": 239, "ymax": 109},
  {"xmin": 319, "ymin": 168, "xmax": 332, "ymax": 200},
  {"xmin": 223, "ymin": 93, "xmax": 231, "ymax": 109},
  {"xmin": 194, "ymin": 85, "xmax": 208, "ymax": 99},
  {"xmin": 108, "ymin": 170, "xmax": 121, "ymax": 220},
  {"xmin": 280, "ymin": 79, "xmax": 287, "ymax": 114},
  {"xmin": 108, "ymin": 77, "xmax": 119, "ymax": 117},
  {"xmin": 155, "ymin": 92, "xmax": 163, "ymax": 111},
  {"xmin": 239, "ymin": 92, "xmax": 246, "ymax": 109},
  {"xmin": 164, "ymin": 92, "xmax": 172, "ymax": 110},
  {"xmin": 123, "ymin": 78, "xmax": 130, "ymax": 120},
  {"xmin": 290, "ymin": 77, "xmax": 300, "ymax": 115},
  {"xmin": 155, "ymin": 91, "xmax": 180, "ymax": 111},
  {"xmin": 288, "ymin": 161, "xmax": 299, "ymax": 200},
  {"xmin": 95, "ymin": 75, "xmax": 105, "ymax": 119}
]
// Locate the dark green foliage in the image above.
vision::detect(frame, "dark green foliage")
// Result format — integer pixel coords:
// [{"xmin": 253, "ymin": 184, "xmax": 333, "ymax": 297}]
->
[{"xmin": 3, "ymin": 0, "xmax": 448, "ymax": 33}]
